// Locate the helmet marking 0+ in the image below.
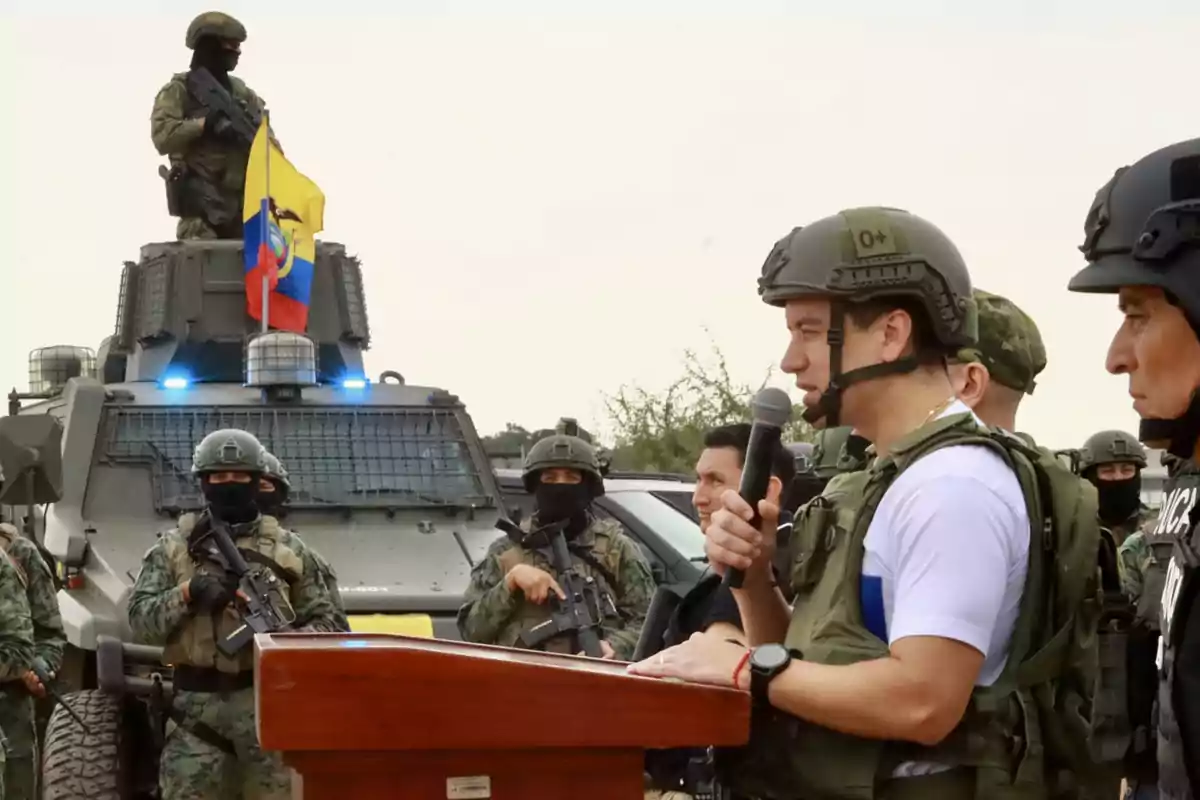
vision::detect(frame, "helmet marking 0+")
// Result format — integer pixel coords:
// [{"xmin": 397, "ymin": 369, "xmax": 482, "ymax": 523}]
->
[{"xmin": 758, "ymin": 206, "xmax": 976, "ymax": 426}]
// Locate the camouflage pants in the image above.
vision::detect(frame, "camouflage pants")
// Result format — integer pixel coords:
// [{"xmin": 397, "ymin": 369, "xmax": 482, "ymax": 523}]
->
[
  {"xmin": 160, "ymin": 688, "xmax": 291, "ymax": 800},
  {"xmin": 177, "ymin": 217, "xmax": 241, "ymax": 241},
  {"xmin": 0, "ymin": 688, "xmax": 36, "ymax": 799}
]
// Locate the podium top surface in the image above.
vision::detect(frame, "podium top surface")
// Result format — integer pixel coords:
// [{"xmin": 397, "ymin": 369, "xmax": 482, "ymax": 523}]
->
[{"xmin": 255, "ymin": 633, "xmax": 750, "ymax": 753}]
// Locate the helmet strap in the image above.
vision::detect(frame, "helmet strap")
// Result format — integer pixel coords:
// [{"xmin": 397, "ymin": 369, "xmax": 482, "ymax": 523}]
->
[
  {"xmin": 1139, "ymin": 390, "xmax": 1200, "ymax": 461},
  {"xmin": 801, "ymin": 301, "xmax": 921, "ymax": 427}
]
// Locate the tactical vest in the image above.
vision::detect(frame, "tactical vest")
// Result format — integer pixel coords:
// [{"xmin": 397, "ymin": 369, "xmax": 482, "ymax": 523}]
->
[
  {"xmin": 494, "ymin": 518, "xmax": 624, "ymax": 655},
  {"xmin": 719, "ymin": 413, "xmax": 1113, "ymax": 800},
  {"xmin": 1154, "ymin": 467, "xmax": 1200, "ymax": 799},
  {"xmin": 169, "ymin": 70, "xmax": 256, "ymax": 220},
  {"xmin": 161, "ymin": 513, "xmax": 302, "ymax": 674}
]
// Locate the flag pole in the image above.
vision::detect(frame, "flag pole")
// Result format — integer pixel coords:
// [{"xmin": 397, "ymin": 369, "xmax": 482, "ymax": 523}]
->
[{"xmin": 260, "ymin": 110, "xmax": 271, "ymax": 334}]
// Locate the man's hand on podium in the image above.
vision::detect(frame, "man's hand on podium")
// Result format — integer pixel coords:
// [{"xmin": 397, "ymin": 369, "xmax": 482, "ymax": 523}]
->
[
  {"xmin": 627, "ymin": 631, "xmax": 750, "ymax": 690},
  {"xmin": 504, "ymin": 564, "xmax": 566, "ymax": 605}
]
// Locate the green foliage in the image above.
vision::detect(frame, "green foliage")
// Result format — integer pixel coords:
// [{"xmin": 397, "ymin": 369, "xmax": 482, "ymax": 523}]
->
[{"xmin": 602, "ymin": 339, "xmax": 813, "ymax": 473}]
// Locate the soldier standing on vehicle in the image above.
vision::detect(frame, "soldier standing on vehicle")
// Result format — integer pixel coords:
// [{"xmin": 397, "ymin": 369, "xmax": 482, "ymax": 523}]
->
[
  {"xmin": 0, "ymin": 521, "xmax": 65, "ymax": 799},
  {"xmin": 256, "ymin": 452, "xmax": 350, "ymax": 632},
  {"xmin": 457, "ymin": 433, "xmax": 655, "ymax": 660},
  {"xmin": 1068, "ymin": 136, "xmax": 1200, "ymax": 799},
  {"xmin": 128, "ymin": 429, "xmax": 341, "ymax": 800},
  {"xmin": 632, "ymin": 207, "xmax": 1104, "ymax": 798},
  {"xmin": 151, "ymin": 12, "xmax": 275, "ymax": 240}
]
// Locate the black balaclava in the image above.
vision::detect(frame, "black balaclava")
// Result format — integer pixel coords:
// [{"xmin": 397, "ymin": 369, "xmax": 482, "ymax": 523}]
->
[
  {"xmin": 257, "ymin": 478, "xmax": 288, "ymax": 520},
  {"xmin": 202, "ymin": 474, "xmax": 260, "ymax": 524},
  {"xmin": 1088, "ymin": 470, "xmax": 1143, "ymax": 527},
  {"xmin": 534, "ymin": 481, "xmax": 592, "ymax": 537},
  {"xmin": 190, "ymin": 35, "xmax": 240, "ymax": 88}
]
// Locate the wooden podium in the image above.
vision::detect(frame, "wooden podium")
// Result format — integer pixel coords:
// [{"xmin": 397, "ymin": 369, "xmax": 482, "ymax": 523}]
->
[{"xmin": 255, "ymin": 633, "xmax": 749, "ymax": 799}]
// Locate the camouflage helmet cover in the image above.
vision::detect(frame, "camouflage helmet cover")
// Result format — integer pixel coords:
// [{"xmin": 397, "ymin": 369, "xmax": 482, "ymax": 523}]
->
[
  {"xmin": 954, "ymin": 289, "xmax": 1047, "ymax": 394},
  {"xmin": 522, "ymin": 434, "xmax": 603, "ymax": 493},
  {"xmin": 192, "ymin": 428, "xmax": 268, "ymax": 475},
  {"xmin": 261, "ymin": 452, "xmax": 291, "ymax": 489},
  {"xmin": 758, "ymin": 207, "xmax": 978, "ymax": 348},
  {"xmin": 1079, "ymin": 430, "xmax": 1147, "ymax": 471},
  {"xmin": 185, "ymin": 12, "xmax": 247, "ymax": 49}
]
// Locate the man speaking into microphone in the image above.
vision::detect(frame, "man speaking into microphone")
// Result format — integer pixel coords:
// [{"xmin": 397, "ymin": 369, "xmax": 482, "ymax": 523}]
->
[{"xmin": 629, "ymin": 208, "xmax": 1091, "ymax": 799}]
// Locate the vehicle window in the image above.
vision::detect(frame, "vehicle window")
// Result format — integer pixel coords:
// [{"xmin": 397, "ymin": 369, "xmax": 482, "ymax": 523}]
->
[
  {"xmin": 604, "ymin": 491, "xmax": 706, "ymax": 562},
  {"xmin": 651, "ymin": 490, "xmax": 699, "ymax": 523},
  {"xmin": 102, "ymin": 406, "xmax": 490, "ymax": 511}
]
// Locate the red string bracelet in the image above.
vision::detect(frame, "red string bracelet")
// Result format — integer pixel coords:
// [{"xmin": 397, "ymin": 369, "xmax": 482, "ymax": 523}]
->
[{"xmin": 732, "ymin": 649, "xmax": 751, "ymax": 690}]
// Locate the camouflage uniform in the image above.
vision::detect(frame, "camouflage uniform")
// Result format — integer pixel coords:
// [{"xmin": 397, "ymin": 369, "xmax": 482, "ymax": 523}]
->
[
  {"xmin": 127, "ymin": 429, "xmax": 341, "ymax": 800},
  {"xmin": 0, "ymin": 553, "xmax": 37, "ymax": 800},
  {"xmin": 0, "ymin": 523, "xmax": 65, "ymax": 799},
  {"xmin": 1118, "ymin": 517, "xmax": 1165, "ymax": 603},
  {"xmin": 953, "ymin": 288, "xmax": 1047, "ymax": 397},
  {"xmin": 259, "ymin": 453, "xmax": 350, "ymax": 632},
  {"xmin": 457, "ymin": 433, "xmax": 655, "ymax": 660},
  {"xmin": 151, "ymin": 13, "xmax": 274, "ymax": 240}
]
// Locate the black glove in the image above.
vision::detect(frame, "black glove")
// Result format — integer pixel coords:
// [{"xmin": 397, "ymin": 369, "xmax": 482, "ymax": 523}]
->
[{"xmin": 188, "ymin": 573, "xmax": 237, "ymax": 613}]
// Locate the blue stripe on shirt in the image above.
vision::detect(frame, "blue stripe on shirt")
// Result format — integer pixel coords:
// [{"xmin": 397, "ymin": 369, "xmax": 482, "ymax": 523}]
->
[{"xmin": 860, "ymin": 573, "xmax": 887, "ymax": 642}]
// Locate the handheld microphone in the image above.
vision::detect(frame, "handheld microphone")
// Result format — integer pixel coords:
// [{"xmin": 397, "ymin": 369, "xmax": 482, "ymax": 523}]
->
[{"xmin": 722, "ymin": 387, "xmax": 793, "ymax": 589}]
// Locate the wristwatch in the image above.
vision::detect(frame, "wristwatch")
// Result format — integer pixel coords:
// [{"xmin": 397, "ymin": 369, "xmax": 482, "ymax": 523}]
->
[{"xmin": 749, "ymin": 643, "xmax": 793, "ymax": 704}]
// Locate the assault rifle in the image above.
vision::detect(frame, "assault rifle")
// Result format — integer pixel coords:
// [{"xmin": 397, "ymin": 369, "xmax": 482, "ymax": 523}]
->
[
  {"xmin": 495, "ymin": 518, "xmax": 609, "ymax": 658},
  {"xmin": 190, "ymin": 514, "xmax": 294, "ymax": 658},
  {"xmin": 185, "ymin": 66, "xmax": 263, "ymax": 149}
]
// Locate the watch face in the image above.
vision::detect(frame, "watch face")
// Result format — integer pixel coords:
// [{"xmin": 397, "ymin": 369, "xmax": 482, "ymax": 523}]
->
[{"xmin": 752, "ymin": 644, "xmax": 790, "ymax": 671}]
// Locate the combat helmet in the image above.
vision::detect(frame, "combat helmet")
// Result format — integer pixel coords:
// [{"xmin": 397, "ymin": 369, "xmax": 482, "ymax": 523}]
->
[
  {"xmin": 185, "ymin": 12, "xmax": 247, "ymax": 49},
  {"xmin": 262, "ymin": 452, "xmax": 291, "ymax": 491},
  {"xmin": 1078, "ymin": 430, "xmax": 1147, "ymax": 473},
  {"xmin": 758, "ymin": 207, "xmax": 977, "ymax": 425},
  {"xmin": 192, "ymin": 429, "xmax": 268, "ymax": 476},
  {"xmin": 521, "ymin": 434, "xmax": 604, "ymax": 496},
  {"xmin": 1069, "ymin": 137, "xmax": 1200, "ymax": 455}
]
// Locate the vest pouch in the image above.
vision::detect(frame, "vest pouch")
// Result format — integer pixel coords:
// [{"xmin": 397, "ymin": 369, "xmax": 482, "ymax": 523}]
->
[
  {"xmin": 790, "ymin": 497, "xmax": 838, "ymax": 595},
  {"xmin": 715, "ymin": 705, "xmax": 888, "ymax": 800}
]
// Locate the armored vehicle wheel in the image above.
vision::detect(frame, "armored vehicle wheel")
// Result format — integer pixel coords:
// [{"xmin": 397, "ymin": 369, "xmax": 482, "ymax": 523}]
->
[{"xmin": 41, "ymin": 690, "xmax": 126, "ymax": 799}]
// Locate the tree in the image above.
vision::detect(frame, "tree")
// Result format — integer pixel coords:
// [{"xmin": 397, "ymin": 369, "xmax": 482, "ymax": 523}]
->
[
  {"xmin": 480, "ymin": 419, "xmax": 602, "ymax": 469},
  {"xmin": 603, "ymin": 338, "xmax": 813, "ymax": 474}
]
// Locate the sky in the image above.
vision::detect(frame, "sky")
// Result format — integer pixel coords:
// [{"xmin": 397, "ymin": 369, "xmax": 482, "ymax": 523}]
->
[{"xmin": 3, "ymin": 2, "xmax": 1199, "ymax": 449}]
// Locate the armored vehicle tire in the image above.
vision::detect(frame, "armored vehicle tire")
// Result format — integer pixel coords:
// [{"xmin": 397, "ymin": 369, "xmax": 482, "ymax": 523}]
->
[{"xmin": 41, "ymin": 690, "xmax": 124, "ymax": 800}]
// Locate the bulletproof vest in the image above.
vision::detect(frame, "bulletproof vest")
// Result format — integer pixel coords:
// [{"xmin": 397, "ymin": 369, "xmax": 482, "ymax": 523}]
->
[
  {"xmin": 719, "ymin": 413, "xmax": 1110, "ymax": 800},
  {"xmin": 1136, "ymin": 528, "xmax": 1179, "ymax": 632},
  {"xmin": 161, "ymin": 513, "xmax": 301, "ymax": 674},
  {"xmin": 1153, "ymin": 466, "xmax": 1200, "ymax": 799},
  {"xmin": 493, "ymin": 516, "xmax": 624, "ymax": 655},
  {"xmin": 169, "ymin": 71, "xmax": 257, "ymax": 205}
]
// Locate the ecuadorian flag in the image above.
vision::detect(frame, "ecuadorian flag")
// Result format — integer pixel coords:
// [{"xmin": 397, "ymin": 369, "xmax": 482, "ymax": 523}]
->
[{"xmin": 243, "ymin": 118, "xmax": 325, "ymax": 333}]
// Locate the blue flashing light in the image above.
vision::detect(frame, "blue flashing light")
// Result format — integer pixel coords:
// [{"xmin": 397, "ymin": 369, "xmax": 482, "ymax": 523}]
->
[
  {"xmin": 160, "ymin": 375, "xmax": 191, "ymax": 390},
  {"xmin": 341, "ymin": 378, "xmax": 368, "ymax": 390}
]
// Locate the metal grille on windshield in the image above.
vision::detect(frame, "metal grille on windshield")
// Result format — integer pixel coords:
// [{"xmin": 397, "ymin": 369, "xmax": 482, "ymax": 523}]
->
[{"xmin": 100, "ymin": 406, "xmax": 489, "ymax": 512}]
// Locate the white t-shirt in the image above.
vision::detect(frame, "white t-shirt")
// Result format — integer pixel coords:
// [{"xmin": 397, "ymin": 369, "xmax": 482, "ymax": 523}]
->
[{"xmin": 860, "ymin": 400, "xmax": 1030, "ymax": 773}]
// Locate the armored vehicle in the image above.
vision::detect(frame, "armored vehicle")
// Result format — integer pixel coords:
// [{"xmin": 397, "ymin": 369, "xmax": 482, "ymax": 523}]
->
[{"xmin": 9, "ymin": 240, "xmax": 506, "ymax": 798}]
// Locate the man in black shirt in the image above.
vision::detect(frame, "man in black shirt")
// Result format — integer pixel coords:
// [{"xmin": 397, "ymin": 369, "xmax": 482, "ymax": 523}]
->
[{"xmin": 1068, "ymin": 136, "xmax": 1200, "ymax": 799}]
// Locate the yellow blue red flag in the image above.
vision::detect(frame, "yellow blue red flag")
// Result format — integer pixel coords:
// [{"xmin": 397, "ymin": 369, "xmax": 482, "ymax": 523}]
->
[{"xmin": 243, "ymin": 118, "xmax": 325, "ymax": 333}]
